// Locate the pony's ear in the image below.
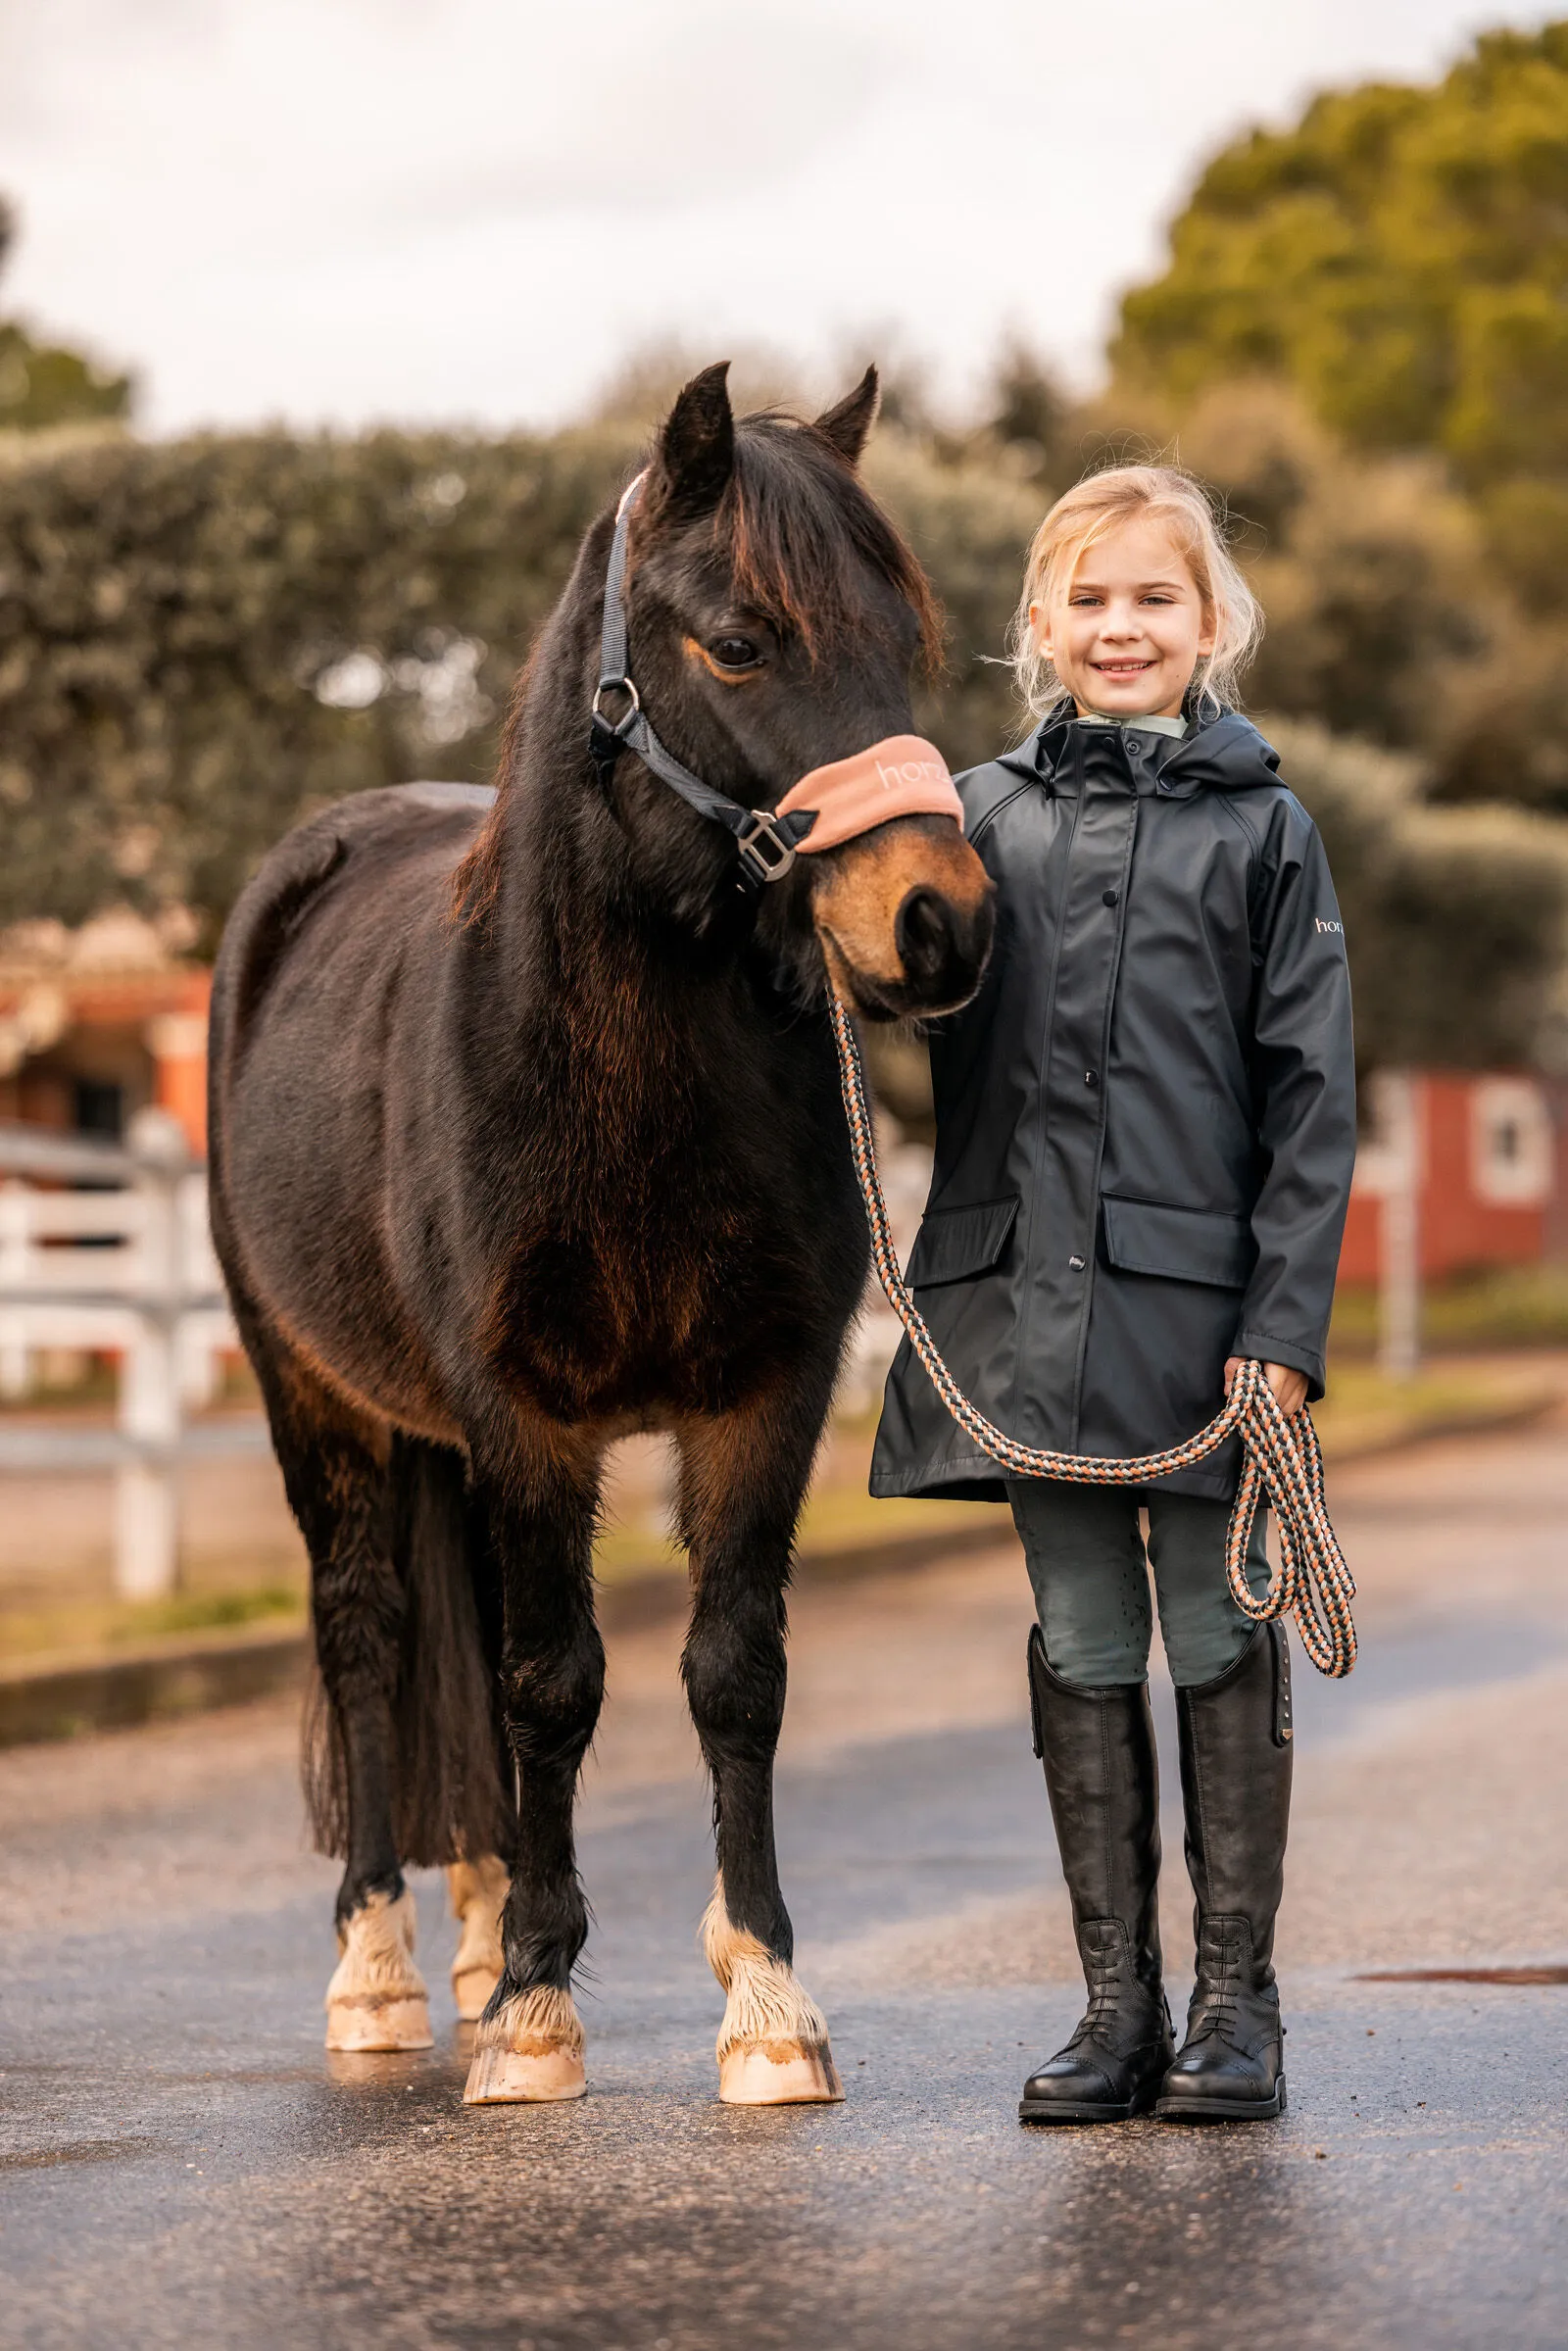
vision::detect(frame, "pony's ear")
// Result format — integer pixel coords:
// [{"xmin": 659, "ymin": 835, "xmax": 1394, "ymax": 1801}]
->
[
  {"xmin": 813, "ymin": 366, "xmax": 880, "ymax": 466},
  {"xmin": 653, "ymin": 362, "xmax": 735, "ymax": 515}
]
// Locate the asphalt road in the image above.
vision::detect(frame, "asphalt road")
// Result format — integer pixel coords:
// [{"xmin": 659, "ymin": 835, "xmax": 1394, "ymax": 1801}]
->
[{"xmin": 3, "ymin": 1411, "xmax": 1568, "ymax": 2349}]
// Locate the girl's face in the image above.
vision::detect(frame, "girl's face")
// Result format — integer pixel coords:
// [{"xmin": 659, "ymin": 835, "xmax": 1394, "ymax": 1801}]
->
[{"xmin": 1030, "ymin": 515, "xmax": 1215, "ymax": 720}]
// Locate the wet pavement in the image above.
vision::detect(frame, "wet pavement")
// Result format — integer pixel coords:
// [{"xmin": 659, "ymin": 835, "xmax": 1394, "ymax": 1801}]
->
[{"xmin": 3, "ymin": 1413, "xmax": 1568, "ymax": 2348}]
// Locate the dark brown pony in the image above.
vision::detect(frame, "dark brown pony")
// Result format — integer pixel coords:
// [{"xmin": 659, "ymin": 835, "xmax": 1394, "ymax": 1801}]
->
[{"xmin": 208, "ymin": 364, "xmax": 993, "ymax": 2107}]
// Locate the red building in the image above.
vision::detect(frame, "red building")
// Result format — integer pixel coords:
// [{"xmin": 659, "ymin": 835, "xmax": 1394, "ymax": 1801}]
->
[
  {"xmin": 0, "ymin": 911, "xmax": 209, "ymax": 1156},
  {"xmin": 1340, "ymin": 1071, "xmax": 1565, "ymax": 1282}
]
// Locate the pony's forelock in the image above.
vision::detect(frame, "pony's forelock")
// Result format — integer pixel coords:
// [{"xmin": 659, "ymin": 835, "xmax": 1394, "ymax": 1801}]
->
[{"xmin": 716, "ymin": 415, "xmax": 945, "ymax": 675}]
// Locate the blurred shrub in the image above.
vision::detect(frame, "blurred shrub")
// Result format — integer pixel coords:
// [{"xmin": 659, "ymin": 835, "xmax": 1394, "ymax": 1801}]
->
[
  {"xmin": 858, "ymin": 1026, "xmax": 935, "ymax": 1139},
  {"xmin": 1174, "ymin": 385, "xmax": 1489, "ymax": 754},
  {"xmin": 1331, "ymin": 1264, "xmax": 1568, "ymax": 1354},
  {"xmin": 864, "ymin": 433, "xmax": 1037, "ymax": 769},
  {"xmin": 0, "ymin": 401, "xmax": 1564, "ymax": 1079},
  {"xmin": 0, "ymin": 421, "xmax": 639, "ymax": 937},
  {"xmin": 1422, "ymin": 625, "xmax": 1568, "ymax": 815},
  {"xmin": 0, "ymin": 326, "xmax": 131, "ymax": 432},
  {"xmin": 0, "ymin": 417, "xmax": 1038, "ymax": 940},
  {"xmin": 1268, "ymin": 719, "xmax": 1568, "ymax": 1073}
]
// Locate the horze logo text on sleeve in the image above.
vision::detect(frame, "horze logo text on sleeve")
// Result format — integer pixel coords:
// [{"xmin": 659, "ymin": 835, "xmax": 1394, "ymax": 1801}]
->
[{"xmin": 1315, "ymin": 917, "xmax": 1344, "ymax": 935}]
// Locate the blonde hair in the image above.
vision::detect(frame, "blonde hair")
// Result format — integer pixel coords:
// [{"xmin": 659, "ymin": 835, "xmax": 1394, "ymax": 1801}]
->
[{"xmin": 1008, "ymin": 463, "xmax": 1262, "ymax": 721}]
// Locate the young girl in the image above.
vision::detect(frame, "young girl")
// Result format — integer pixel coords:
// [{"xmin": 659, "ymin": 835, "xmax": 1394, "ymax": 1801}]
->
[{"xmin": 871, "ymin": 465, "xmax": 1355, "ymax": 2124}]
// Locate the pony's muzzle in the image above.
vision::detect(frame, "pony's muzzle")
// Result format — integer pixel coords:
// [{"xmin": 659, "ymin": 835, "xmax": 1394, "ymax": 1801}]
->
[{"xmin": 813, "ymin": 816, "xmax": 994, "ymax": 1021}]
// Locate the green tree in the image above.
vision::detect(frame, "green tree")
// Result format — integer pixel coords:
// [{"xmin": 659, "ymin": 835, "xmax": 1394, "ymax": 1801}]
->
[
  {"xmin": 965, "ymin": 341, "xmax": 1079, "ymax": 491},
  {"xmin": 0, "ymin": 199, "xmax": 132, "ymax": 429},
  {"xmin": 1160, "ymin": 382, "xmax": 1493, "ymax": 757},
  {"xmin": 1112, "ymin": 24, "xmax": 1568, "ymax": 494}
]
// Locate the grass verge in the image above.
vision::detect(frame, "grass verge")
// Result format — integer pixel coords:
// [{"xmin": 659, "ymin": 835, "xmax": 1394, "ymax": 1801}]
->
[
  {"xmin": 0, "ymin": 1581, "xmax": 306, "ymax": 1663},
  {"xmin": 1330, "ymin": 1266, "xmax": 1568, "ymax": 1354}
]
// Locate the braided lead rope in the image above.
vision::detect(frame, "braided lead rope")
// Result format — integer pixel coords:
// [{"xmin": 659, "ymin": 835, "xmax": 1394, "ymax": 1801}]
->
[{"xmin": 831, "ymin": 996, "xmax": 1357, "ymax": 1678}]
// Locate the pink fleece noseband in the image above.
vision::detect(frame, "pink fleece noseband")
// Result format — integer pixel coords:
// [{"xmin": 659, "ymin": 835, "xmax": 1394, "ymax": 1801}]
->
[{"xmin": 777, "ymin": 735, "xmax": 965, "ymax": 853}]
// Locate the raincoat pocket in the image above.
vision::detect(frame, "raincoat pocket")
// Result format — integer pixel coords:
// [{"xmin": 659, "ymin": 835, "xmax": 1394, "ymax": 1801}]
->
[
  {"xmin": 906, "ymin": 1197, "xmax": 1020, "ymax": 1290},
  {"xmin": 1100, "ymin": 1197, "xmax": 1253, "ymax": 1291}
]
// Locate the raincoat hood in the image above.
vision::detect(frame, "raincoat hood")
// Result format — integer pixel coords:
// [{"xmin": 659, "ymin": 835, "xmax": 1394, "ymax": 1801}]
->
[{"xmin": 994, "ymin": 707, "xmax": 1285, "ymax": 798}]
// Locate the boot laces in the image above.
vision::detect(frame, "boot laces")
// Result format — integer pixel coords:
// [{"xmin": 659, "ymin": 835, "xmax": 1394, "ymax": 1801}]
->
[
  {"xmin": 1072, "ymin": 1928, "xmax": 1152, "ymax": 2049},
  {"xmin": 1192, "ymin": 1924, "xmax": 1245, "ymax": 2042},
  {"xmin": 1083, "ymin": 1943, "xmax": 1121, "ymax": 2037}
]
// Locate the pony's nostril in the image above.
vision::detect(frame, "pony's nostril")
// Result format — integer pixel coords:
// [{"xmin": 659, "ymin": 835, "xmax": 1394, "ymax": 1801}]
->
[
  {"xmin": 888, "ymin": 885, "xmax": 992, "ymax": 1010},
  {"xmin": 894, "ymin": 888, "xmax": 956, "ymax": 988}
]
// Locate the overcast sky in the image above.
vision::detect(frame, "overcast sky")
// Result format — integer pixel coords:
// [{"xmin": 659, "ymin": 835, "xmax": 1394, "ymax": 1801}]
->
[{"xmin": 0, "ymin": 1, "xmax": 1554, "ymax": 435}]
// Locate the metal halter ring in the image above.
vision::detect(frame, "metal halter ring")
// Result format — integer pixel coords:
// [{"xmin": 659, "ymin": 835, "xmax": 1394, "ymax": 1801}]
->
[
  {"xmin": 590, "ymin": 678, "xmax": 641, "ymax": 735},
  {"xmin": 735, "ymin": 809, "xmax": 800, "ymax": 887}
]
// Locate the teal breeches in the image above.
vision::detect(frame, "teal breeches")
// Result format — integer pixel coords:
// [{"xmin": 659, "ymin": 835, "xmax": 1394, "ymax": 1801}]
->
[{"xmin": 1006, "ymin": 1480, "xmax": 1272, "ymax": 1690}]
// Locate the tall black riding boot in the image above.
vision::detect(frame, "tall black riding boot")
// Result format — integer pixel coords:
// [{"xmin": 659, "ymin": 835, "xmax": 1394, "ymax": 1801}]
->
[
  {"xmin": 1157, "ymin": 1620, "xmax": 1294, "ymax": 2122},
  {"xmin": 1019, "ymin": 1627, "xmax": 1173, "ymax": 2124}
]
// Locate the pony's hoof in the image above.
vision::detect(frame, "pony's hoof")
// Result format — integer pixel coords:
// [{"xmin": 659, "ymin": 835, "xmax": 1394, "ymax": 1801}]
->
[
  {"xmin": 464, "ymin": 2042, "xmax": 587, "ymax": 2104},
  {"xmin": 462, "ymin": 1986, "xmax": 586, "ymax": 2105},
  {"xmin": 718, "ymin": 2039, "xmax": 845, "ymax": 2105},
  {"xmin": 324, "ymin": 1887, "xmax": 432, "ymax": 2052},
  {"xmin": 448, "ymin": 1857, "xmax": 508, "ymax": 2023},
  {"xmin": 326, "ymin": 1994, "xmax": 434, "ymax": 2053},
  {"xmin": 453, "ymin": 1965, "xmax": 503, "ymax": 2024}
]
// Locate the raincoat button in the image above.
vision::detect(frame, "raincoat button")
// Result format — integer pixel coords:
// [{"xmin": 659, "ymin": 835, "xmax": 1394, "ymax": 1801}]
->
[
  {"xmin": 1102, "ymin": 889, "xmax": 1119, "ymax": 906},
  {"xmin": 1068, "ymin": 1254, "xmax": 1086, "ymax": 1270},
  {"xmin": 1084, "ymin": 1070, "xmax": 1100, "ymax": 1088}
]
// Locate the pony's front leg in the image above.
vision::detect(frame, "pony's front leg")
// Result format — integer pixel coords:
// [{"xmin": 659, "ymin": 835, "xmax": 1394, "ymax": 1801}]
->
[
  {"xmin": 464, "ymin": 1441, "xmax": 604, "ymax": 2106},
  {"xmin": 677, "ymin": 1396, "xmax": 844, "ymax": 2106}
]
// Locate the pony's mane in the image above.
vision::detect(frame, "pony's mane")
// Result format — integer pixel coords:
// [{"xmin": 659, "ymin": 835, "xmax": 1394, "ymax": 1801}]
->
[{"xmin": 717, "ymin": 411, "xmax": 945, "ymax": 671}]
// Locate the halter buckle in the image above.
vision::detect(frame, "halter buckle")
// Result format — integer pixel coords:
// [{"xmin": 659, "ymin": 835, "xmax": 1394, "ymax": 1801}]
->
[
  {"xmin": 588, "ymin": 679, "xmax": 641, "ymax": 796},
  {"xmin": 590, "ymin": 677, "xmax": 641, "ymax": 736},
  {"xmin": 735, "ymin": 809, "xmax": 799, "ymax": 889}
]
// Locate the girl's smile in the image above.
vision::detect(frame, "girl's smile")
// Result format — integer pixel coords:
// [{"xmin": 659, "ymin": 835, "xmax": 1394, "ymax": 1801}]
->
[{"xmin": 1029, "ymin": 514, "xmax": 1216, "ymax": 720}]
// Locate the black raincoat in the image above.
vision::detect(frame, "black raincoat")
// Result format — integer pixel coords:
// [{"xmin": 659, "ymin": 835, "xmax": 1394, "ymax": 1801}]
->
[{"xmin": 870, "ymin": 709, "xmax": 1357, "ymax": 1504}]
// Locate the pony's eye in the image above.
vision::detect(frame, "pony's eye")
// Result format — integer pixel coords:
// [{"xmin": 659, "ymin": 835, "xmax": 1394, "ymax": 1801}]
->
[{"xmin": 710, "ymin": 635, "xmax": 762, "ymax": 670}]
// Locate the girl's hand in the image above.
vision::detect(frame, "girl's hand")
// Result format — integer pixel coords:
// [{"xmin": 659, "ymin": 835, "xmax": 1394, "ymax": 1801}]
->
[{"xmin": 1224, "ymin": 1356, "xmax": 1308, "ymax": 1418}]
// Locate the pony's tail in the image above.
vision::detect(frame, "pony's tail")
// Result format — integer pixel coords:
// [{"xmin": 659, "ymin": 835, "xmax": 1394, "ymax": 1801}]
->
[{"xmin": 303, "ymin": 1437, "xmax": 512, "ymax": 1867}]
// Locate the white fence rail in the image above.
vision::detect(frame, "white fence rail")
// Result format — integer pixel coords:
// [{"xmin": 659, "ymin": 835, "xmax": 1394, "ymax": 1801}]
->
[
  {"xmin": 0, "ymin": 1113, "xmax": 240, "ymax": 1598},
  {"xmin": 1349, "ymin": 1070, "xmax": 1423, "ymax": 1380}
]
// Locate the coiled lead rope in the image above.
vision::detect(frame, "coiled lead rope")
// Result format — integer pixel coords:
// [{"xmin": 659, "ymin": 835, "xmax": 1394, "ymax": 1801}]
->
[{"xmin": 831, "ymin": 995, "xmax": 1357, "ymax": 1678}]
